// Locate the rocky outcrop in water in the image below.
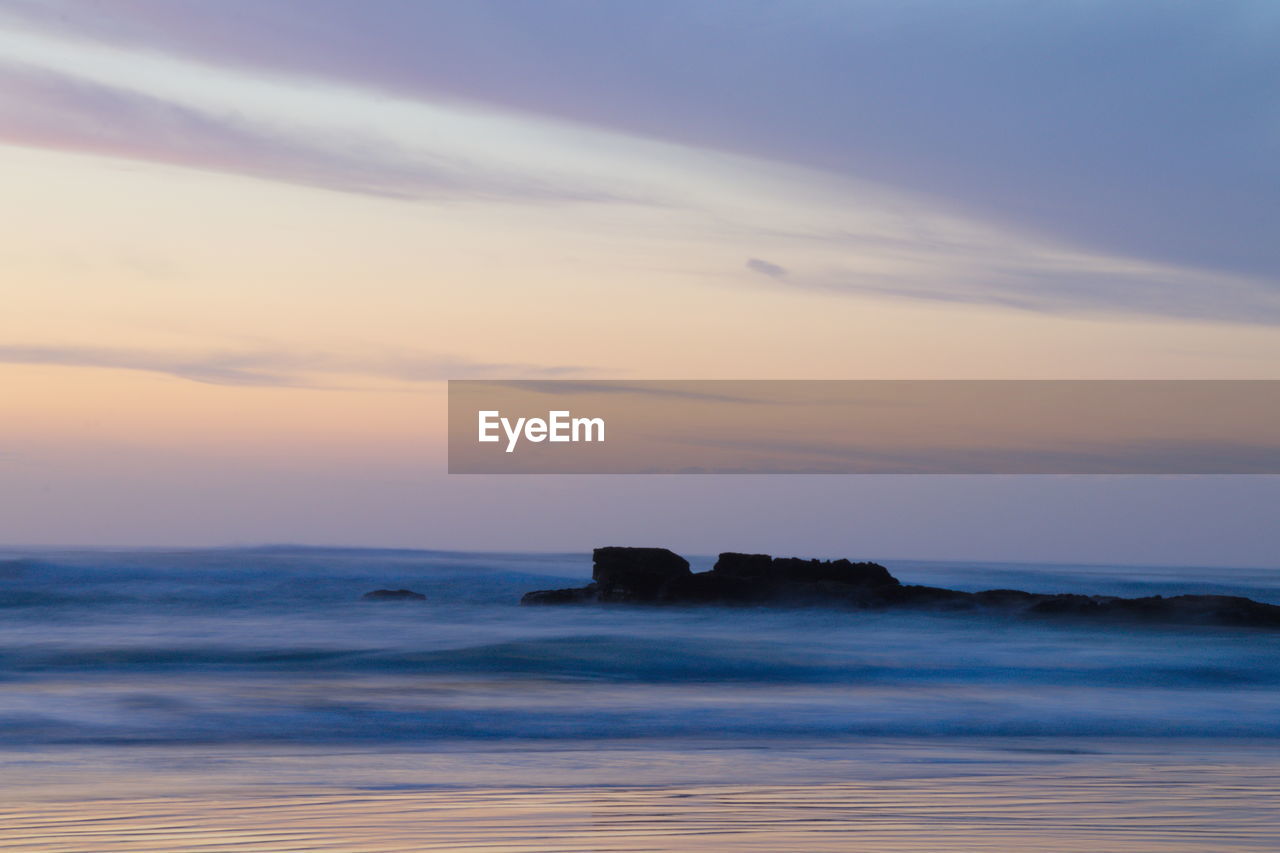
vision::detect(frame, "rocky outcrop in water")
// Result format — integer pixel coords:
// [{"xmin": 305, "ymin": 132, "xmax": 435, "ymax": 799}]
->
[
  {"xmin": 520, "ymin": 547, "xmax": 1280, "ymax": 630},
  {"xmin": 361, "ymin": 589, "xmax": 427, "ymax": 601}
]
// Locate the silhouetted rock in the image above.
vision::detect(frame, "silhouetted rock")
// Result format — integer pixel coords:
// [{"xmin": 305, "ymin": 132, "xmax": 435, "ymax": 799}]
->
[
  {"xmin": 714, "ymin": 553, "xmax": 898, "ymax": 587},
  {"xmin": 592, "ymin": 546, "xmax": 691, "ymax": 602},
  {"xmin": 884, "ymin": 584, "xmax": 974, "ymax": 608},
  {"xmin": 361, "ymin": 589, "xmax": 426, "ymax": 601},
  {"xmin": 518, "ymin": 547, "xmax": 1280, "ymax": 630},
  {"xmin": 711, "ymin": 552, "xmax": 773, "ymax": 577},
  {"xmin": 658, "ymin": 571, "xmax": 759, "ymax": 604},
  {"xmin": 972, "ymin": 589, "xmax": 1041, "ymax": 607},
  {"xmin": 522, "ymin": 547, "xmax": 898, "ymax": 607},
  {"xmin": 1027, "ymin": 593, "xmax": 1280, "ymax": 629},
  {"xmin": 522, "ymin": 584, "xmax": 599, "ymax": 605}
]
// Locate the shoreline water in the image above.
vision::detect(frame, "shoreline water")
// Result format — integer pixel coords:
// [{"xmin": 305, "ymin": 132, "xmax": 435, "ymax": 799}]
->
[
  {"xmin": 4, "ymin": 739, "xmax": 1280, "ymax": 852},
  {"xmin": 2, "ymin": 547, "xmax": 1279, "ymax": 849}
]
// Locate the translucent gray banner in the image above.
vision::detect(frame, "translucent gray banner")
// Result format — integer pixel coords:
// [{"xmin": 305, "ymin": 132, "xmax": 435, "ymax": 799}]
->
[{"xmin": 448, "ymin": 380, "xmax": 1280, "ymax": 474}]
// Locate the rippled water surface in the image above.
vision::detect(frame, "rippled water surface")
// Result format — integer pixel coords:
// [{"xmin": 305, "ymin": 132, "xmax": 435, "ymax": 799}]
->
[{"xmin": 1, "ymin": 547, "xmax": 1277, "ymax": 850}]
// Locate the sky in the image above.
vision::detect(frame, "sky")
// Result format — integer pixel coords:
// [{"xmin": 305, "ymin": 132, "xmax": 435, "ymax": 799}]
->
[{"xmin": 0, "ymin": 1, "xmax": 1277, "ymax": 565}]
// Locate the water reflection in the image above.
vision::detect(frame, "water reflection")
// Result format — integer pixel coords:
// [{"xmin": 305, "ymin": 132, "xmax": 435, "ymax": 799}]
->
[{"xmin": 2, "ymin": 745, "xmax": 1278, "ymax": 851}]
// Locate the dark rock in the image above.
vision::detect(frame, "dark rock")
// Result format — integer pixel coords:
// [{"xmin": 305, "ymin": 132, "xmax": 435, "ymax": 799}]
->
[
  {"xmin": 518, "ymin": 547, "xmax": 1280, "ymax": 631},
  {"xmin": 883, "ymin": 584, "xmax": 975, "ymax": 609},
  {"xmin": 361, "ymin": 589, "xmax": 427, "ymax": 601},
  {"xmin": 713, "ymin": 553, "xmax": 898, "ymax": 587},
  {"xmin": 658, "ymin": 572, "xmax": 760, "ymax": 604},
  {"xmin": 1029, "ymin": 593, "xmax": 1280, "ymax": 629},
  {"xmin": 773, "ymin": 557, "xmax": 899, "ymax": 587},
  {"xmin": 712, "ymin": 553, "xmax": 774, "ymax": 577},
  {"xmin": 973, "ymin": 589, "xmax": 1041, "ymax": 607},
  {"xmin": 522, "ymin": 584, "xmax": 599, "ymax": 605},
  {"xmin": 769, "ymin": 580, "xmax": 884, "ymax": 607},
  {"xmin": 522, "ymin": 547, "xmax": 904, "ymax": 609},
  {"xmin": 1176, "ymin": 594, "xmax": 1280, "ymax": 629},
  {"xmin": 1027, "ymin": 594, "xmax": 1105, "ymax": 617},
  {"xmin": 592, "ymin": 546, "xmax": 691, "ymax": 602}
]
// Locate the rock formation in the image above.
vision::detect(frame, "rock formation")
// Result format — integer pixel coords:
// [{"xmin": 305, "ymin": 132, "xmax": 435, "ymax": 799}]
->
[
  {"xmin": 361, "ymin": 588, "xmax": 427, "ymax": 601},
  {"xmin": 521, "ymin": 547, "xmax": 1280, "ymax": 630}
]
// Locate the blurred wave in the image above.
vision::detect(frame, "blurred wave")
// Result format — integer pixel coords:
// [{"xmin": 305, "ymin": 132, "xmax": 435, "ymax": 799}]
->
[{"xmin": 1, "ymin": 547, "xmax": 1279, "ymax": 746}]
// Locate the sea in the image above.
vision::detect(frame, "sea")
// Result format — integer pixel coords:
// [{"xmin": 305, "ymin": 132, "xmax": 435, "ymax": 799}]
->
[{"xmin": 1, "ymin": 546, "xmax": 1278, "ymax": 851}]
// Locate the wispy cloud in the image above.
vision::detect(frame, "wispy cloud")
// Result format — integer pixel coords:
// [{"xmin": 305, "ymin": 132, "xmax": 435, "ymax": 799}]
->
[
  {"xmin": 745, "ymin": 258, "xmax": 787, "ymax": 279},
  {"xmin": 0, "ymin": 345, "xmax": 586, "ymax": 388},
  {"xmin": 798, "ymin": 265, "xmax": 1280, "ymax": 325},
  {"xmin": 1, "ymin": 8, "xmax": 1276, "ymax": 326},
  {"xmin": 484, "ymin": 380, "xmax": 757, "ymax": 405},
  {"xmin": 0, "ymin": 63, "xmax": 632, "ymax": 204},
  {"xmin": 740, "ymin": 237, "xmax": 1280, "ymax": 324},
  {"xmin": 4, "ymin": 0, "xmax": 1275, "ymax": 285}
]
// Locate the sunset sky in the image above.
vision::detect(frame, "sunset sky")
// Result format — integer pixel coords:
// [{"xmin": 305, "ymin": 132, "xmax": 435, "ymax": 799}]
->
[{"xmin": 1, "ymin": 1, "xmax": 1277, "ymax": 565}]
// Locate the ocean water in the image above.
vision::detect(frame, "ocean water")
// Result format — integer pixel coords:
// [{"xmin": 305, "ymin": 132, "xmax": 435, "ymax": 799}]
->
[{"xmin": 1, "ymin": 546, "xmax": 1279, "ymax": 851}]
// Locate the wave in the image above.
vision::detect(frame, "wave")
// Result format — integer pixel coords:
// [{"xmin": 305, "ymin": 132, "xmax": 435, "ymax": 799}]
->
[
  {"xmin": 2, "ymin": 548, "xmax": 1280, "ymax": 748},
  {"xmin": 6, "ymin": 682, "xmax": 1280, "ymax": 746},
  {"xmin": 6, "ymin": 631, "xmax": 1280, "ymax": 689}
]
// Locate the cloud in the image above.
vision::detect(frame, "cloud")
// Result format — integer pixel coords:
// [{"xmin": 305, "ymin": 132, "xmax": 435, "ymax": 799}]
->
[
  {"xmin": 1, "ymin": 5, "xmax": 1277, "ymax": 325},
  {"xmin": 0, "ymin": 63, "xmax": 630, "ymax": 204},
  {"xmin": 4, "ymin": 0, "xmax": 1276, "ymax": 286},
  {"xmin": 0, "ymin": 345, "xmax": 587, "ymax": 388},
  {"xmin": 486, "ymin": 380, "xmax": 760, "ymax": 405},
  {"xmin": 738, "ymin": 227, "xmax": 1280, "ymax": 324},
  {"xmin": 784, "ymin": 264, "xmax": 1280, "ymax": 325},
  {"xmin": 745, "ymin": 258, "xmax": 786, "ymax": 279}
]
